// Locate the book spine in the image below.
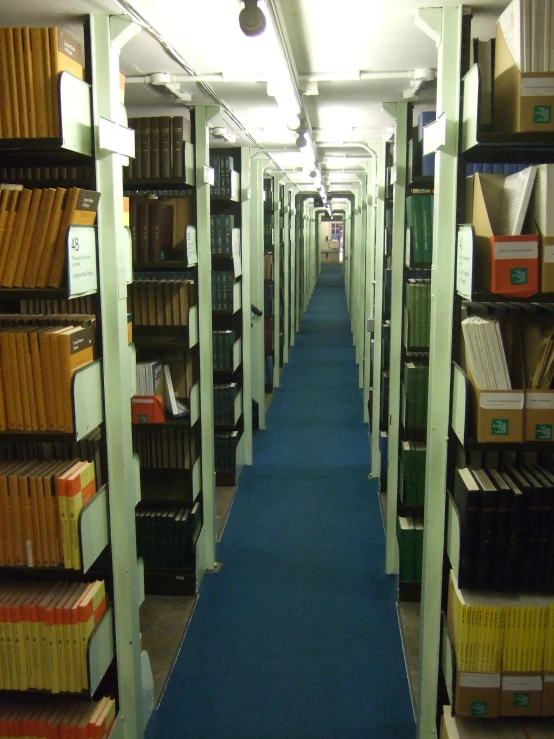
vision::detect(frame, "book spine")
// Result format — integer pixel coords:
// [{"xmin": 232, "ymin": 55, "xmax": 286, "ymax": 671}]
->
[
  {"xmin": 141, "ymin": 118, "xmax": 151, "ymax": 180},
  {"xmin": 159, "ymin": 116, "xmax": 171, "ymax": 179},
  {"xmin": 150, "ymin": 117, "xmax": 160, "ymax": 179},
  {"xmin": 172, "ymin": 116, "xmax": 183, "ymax": 179}
]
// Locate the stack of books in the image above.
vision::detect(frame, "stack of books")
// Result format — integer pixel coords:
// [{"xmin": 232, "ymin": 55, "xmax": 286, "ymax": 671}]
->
[
  {"xmin": 406, "ymin": 194, "xmax": 433, "ymax": 264},
  {"xmin": 0, "ymin": 316, "xmax": 96, "ymax": 433},
  {"xmin": 498, "ymin": 0, "xmax": 554, "ymax": 74},
  {"xmin": 211, "ymin": 215, "xmax": 235, "ymax": 254},
  {"xmin": 128, "ymin": 278, "xmax": 195, "ymax": 326},
  {"xmin": 126, "ymin": 116, "xmax": 192, "ymax": 180},
  {"xmin": 213, "ymin": 383, "xmax": 239, "ymax": 426},
  {"xmin": 129, "ymin": 196, "xmax": 194, "ymax": 264},
  {"xmin": 0, "ymin": 579, "xmax": 106, "ymax": 692},
  {"xmin": 132, "ymin": 424, "xmax": 196, "ymax": 470},
  {"xmin": 136, "ymin": 502, "xmax": 201, "ymax": 570},
  {"xmin": 212, "ymin": 272, "xmax": 236, "ymax": 310},
  {"xmin": 213, "ymin": 330, "xmax": 236, "ymax": 372},
  {"xmin": 0, "ymin": 459, "xmax": 96, "ymax": 570},
  {"xmin": 210, "ymin": 154, "xmax": 235, "ymax": 197},
  {"xmin": 214, "ymin": 431, "xmax": 240, "ymax": 473},
  {"xmin": 401, "ymin": 441, "xmax": 427, "ymax": 506},
  {"xmin": 0, "ymin": 186, "xmax": 99, "ymax": 288},
  {"xmin": 0, "ymin": 27, "xmax": 84, "ymax": 140},
  {"xmin": 396, "ymin": 515, "xmax": 424, "ymax": 583},
  {"xmin": 0, "ymin": 697, "xmax": 116, "ymax": 738},
  {"xmin": 402, "ymin": 358, "xmax": 429, "ymax": 429}
]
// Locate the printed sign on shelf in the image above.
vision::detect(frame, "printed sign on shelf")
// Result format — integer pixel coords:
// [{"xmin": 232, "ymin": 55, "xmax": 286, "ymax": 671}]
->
[{"xmin": 67, "ymin": 226, "xmax": 97, "ymax": 297}]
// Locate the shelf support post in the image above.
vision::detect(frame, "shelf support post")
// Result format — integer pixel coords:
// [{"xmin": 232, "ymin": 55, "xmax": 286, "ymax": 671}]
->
[
  {"xmin": 283, "ymin": 183, "xmax": 292, "ymax": 363},
  {"xmin": 272, "ymin": 175, "xmax": 282, "ymax": 387},
  {"xmin": 416, "ymin": 6, "xmax": 462, "ymax": 738},
  {"xmin": 290, "ymin": 195, "xmax": 297, "ymax": 347}
]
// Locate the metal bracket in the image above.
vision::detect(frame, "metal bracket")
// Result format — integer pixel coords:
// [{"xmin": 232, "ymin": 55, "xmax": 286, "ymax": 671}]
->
[
  {"xmin": 415, "ymin": 7, "xmax": 442, "ymax": 45},
  {"xmin": 110, "ymin": 15, "xmax": 141, "ymax": 52},
  {"xmin": 382, "ymin": 101, "xmax": 398, "ymax": 118}
]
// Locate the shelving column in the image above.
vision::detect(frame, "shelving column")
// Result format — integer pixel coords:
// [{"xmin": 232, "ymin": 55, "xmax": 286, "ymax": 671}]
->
[
  {"xmin": 89, "ymin": 14, "xmax": 150, "ymax": 738},
  {"xmin": 283, "ymin": 183, "xmax": 292, "ymax": 363},
  {"xmin": 363, "ymin": 155, "xmax": 377, "ymax": 424},
  {"xmin": 415, "ymin": 7, "xmax": 462, "ymax": 737},
  {"xmin": 272, "ymin": 174, "xmax": 281, "ymax": 387},
  {"xmin": 383, "ymin": 100, "xmax": 409, "ymax": 575},
  {"xmin": 290, "ymin": 195, "xmax": 297, "ymax": 347},
  {"xmin": 194, "ymin": 105, "xmax": 218, "ymax": 573},
  {"xmin": 249, "ymin": 152, "xmax": 266, "ymax": 432}
]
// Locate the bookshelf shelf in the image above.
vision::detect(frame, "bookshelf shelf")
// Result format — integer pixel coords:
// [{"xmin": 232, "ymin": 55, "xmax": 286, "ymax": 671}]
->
[
  {"xmin": 211, "ymin": 193, "xmax": 240, "ymax": 204},
  {"xmin": 409, "ymin": 176, "xmax": 434, "ymax": 190},
  {"xmin": 124, "ymin": 178, "xmax": 194, "ymax": 192},
  {"xmin": 459, "ymin": 290, "xmax": 554, "ymax": 304}
]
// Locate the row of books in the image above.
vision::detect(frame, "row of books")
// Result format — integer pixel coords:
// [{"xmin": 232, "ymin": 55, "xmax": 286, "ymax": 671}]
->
[
  {"xmin": 126, "ymin": 116, "xmax": 192, "ymax": 181},
  {"xmin": 440, "ymin": 706, "xmax": 554, "ymax": 738},
  {"xmin": 0, "ymin": 317, "xmax": 95, "ymax": 433},
  {"xmin": 401, "ymin": 441, "xmax": 426, "ymax": 507},
  {"xmin": 465, "ymin": 162, "xmax": 537, "ymax": 176},
  {"xmin": 264, "ymin": 253, "xmax": 273, "ymax": 280},
  {"xmin": 0, "ymin": 459, "xmax": 96, "ymax": 570},
  {"xmin": 211, "ymin": 214, "xmax": 236, "ymax": 255},
  {"xmin": 210, "ymin": 154, "xmax": 237, "ymax": 198},
  {"xmin": 264, "ymin": 281, "xmax": 274, "ymax": 316},
  {"xmin": 414, "ymin": 111, "xmax": 435, "ymax": 178},
  {"xmin": 212, "ymin": 271, "xmax": 237, "ymax": 311},
  {"xmin": 405, "ymin": 281, "xmax": 431, "ymax": 348},
  {"xmin": 213, "ymin": 330, "xmax": 238, "ymax": 372},
  {"xmin": 454, "ymin": 464, "xmax": 554, "ymax": 591},
  {"xmin": 129, "ymin": 196, "xmax": 194, "ymax": 265},
  {"xmin": 264, "ymin": 317, "xmax": 273, "ymax": 354},
  {"xmin": 20, "ymin": 297, "xmax": 95, "ymax": 315},
  {"xmin": 0, "ymin": 166, "xmax": 94, "ymax": 184},
  {"xmin": 214, "ymin": 431, "xmax": 239, "ymax": 473},
  {"xmin": 128, "ymin": 278, "xmax": 195, "ymax": 327},
  {"xmin": 396, "ymin": 514, "xmax": 424, "ymax": 583},
  {"xmin": 0, "ymin": 27, "xmax": 84, "ymax": 140},
  {"xmin": 0, "ymin": 186, "xmax": 99, "ymax": 288},
  {"xmin": 402, "ymin": 358, "xmax": 429, "ymax": 429},
  {"xmin": 499, "ymin": 0, "xmax": 554, "ymax": 74},
  {"xmin": 132, "ymin": 425, "xmax": 196, "ymax": 470},
  {"xmin": 0, "ymin": 579, "xmax": 106, "ymax": 693},
  {"xmin": 0, "ymin": 697, "xmax": 116, "ymax": 739},
  {"xmin": 136, "ymin": 502, "xmax": 201, "ymax": 570},
  {"xmin": 449, "ymin": 569, "xmax": 554, "ymax": 674},
  {"xmin": 214, "ymin": 383, "xmax": 239, "ymax": 427},
  {"xmin": 406, "ymin": 194, "xmax": 433, "ymax": 264}
]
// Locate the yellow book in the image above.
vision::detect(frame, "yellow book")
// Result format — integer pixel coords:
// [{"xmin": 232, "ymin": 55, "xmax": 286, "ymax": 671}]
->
[
  {"xmin": 1, "ymin": 186, "xmax": 32, "ymax": 288},
  {"xmin": 55, "ymin": 583, "xmax": 78, "ymax": 693},
  {"xmin": 43, "ymin": 584, "xmax": 67, "ymax": 694},
  {"xmin": 12, "ymin": 27, "xmax": 29, "ymax": 138},
  {"xmin": 5, "ymin": 28, "xmax": 21, "ymax": 139},
  {"xmin": 21, "ymin": 27, "xmax": 37, "ymax": 139},
  {"xmin": 546, "ymin": 605, "xmax": 554, "ymax": 672},
  {"xmin": 55, "ymin": 460, "xmax": 84, "ymax": 569},
  {"xmin": 78, "ymin": 581, "xmax": 106, "ymax": 690},
  {"xmin": 0, "ymin": 585, "xmax": 16, "ymax": 690},
  {"xmin": 66, "ymin": 461, "xmax": 96, "ymax": 570},
  {"xmin": 65, "ymin": 583, "xmax": 87, "ymax": 693},
  {"xmin": 0, "ymin": 29, "xmax": 13, "ymax": 137}
]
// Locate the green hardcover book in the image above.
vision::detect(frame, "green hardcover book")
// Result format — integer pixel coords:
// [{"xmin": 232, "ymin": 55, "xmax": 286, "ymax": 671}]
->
[
  {"xmin": 414, "ymin": 515, "xmax": 424, "ymax": 582},
  {"xmin": 424, "ymin": 282, "xmax": 430, "ymax": 347},
  {"xmin": 405, "ymin": 283, "xmax": 415, "ymax": 348},
  {"xmin": 401, "ymin": 440, "xmax": 413, "ymax": 505},
  {"xmin": 422, "ymin": 195, "xmax": 434, "ymax": 263},
  {"xmin": 415, "ymin": 443, "xmax": 426, "ymax": 506},
  {"xmin": 413, "ymin": 195, "xmax": 424, "ymax": 264},
  {"xmin": 405, "ymin": 197, "xmax": 415, "ymax": 264},
  {"xmin": 413, "ymin": 282, "xmax": 421, "ymax": 347},
  {"xmin": 397, "ymin": 515, "xmax": 415, "ymax": 583}
]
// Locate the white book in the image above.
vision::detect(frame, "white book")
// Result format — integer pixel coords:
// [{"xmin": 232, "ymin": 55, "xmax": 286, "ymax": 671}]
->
[
  {"xmin": 499, "ymin": 0, "xmax": 522, "ymax": 70},
  {"xmin": 485, "ymin": 318, "xmax": 511, "ymax": 390},
  {"xmin": 522, "ymin": 0, "xmax": 532, "ymax": 71},
  {"xmin": 494, "ymin": 319, "xmax": 512, "ymax": 389},
  {"xmin": 162, "ymin": 365, "xmax": 187, "ymax": 417},
  {"xmin": 475, "ymin": 317, "xmax": 498, "ymax": 389},
  {"xmin": 462, "ymin": 317, "xmax": 488, "ymax": 389},
  {"xmin": 499, "ymin": 165, "xmax": 538, "ymax": 235},
  {"xmin": 531, "ymin": 164, "xmax": 554, "ymax": 234},
  {"xmin": 530, "ymin": 0, "xmax": 541, "ymax": 72}
]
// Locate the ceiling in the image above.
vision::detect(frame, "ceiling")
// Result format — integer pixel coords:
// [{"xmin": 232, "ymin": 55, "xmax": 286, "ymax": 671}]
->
[{"xmin": 2, "ymin": 0, "xmax": 508, "ymax": 189}]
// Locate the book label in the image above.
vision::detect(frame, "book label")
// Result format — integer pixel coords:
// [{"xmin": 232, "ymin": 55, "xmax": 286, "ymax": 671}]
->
[
  {"xmin": 203, "ymin": 166, "xmax": 214, "ymax": 186},
  {"xmin": 456, "ymin": 225, "xmax": 474, "ymax": 299},
  {"xmin": 520, "ymin": 78, "xmax": 554, "ymax": 97},
  {"xmin": 491, "ymin": 419, "xmax": 509, "ymax": 435},
  {"xmin": 526, "ymin": 392, "xmax": 554, "ymax": 410},
  {"xmin": 502, "ymin": 676, "xmax": 542, "ymax": 691},
  {"xmin": 460, "ymin": 673, "xmax": 500, "ymax": 689},
  {"xmin": 186, "ymin": 226, "xmax": 198, "ymax": 267},
  {"xmin": 510, "ymin": 266, "xmax": 528, "ymax": 284},
  {"xmin": 535, "ymin": 424, "xmax": 552, "ymax": 440},
  {"xmin": 470, "ymin": 702, "xmax": 487, "ymax": 717},
  {"xmin": 479, "ymin": 392, "xmax": 524, "ymax": 410},
  {"xmin": 493, "ymin": 240, "xmax": 538, "ymax": 260},
  {"xmin": 67, "ymin": 226, "xmax": 98, "ymax": 297},
  {"xmin": 232, "ymin": 229, "xmax": 242, "ymax": 278},
  {"xmin": 534, "ymin": 105, "xmax": 552, "ymax": 124}
]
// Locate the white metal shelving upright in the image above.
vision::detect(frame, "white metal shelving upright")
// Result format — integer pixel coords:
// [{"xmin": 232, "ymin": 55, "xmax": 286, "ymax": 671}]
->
[
  {"xmin": 241, "ymin": 148, "xmax": 255, "ymax": 450},
  {"xmin": 272, "ymin": 174, "xmax": 282, "ymax": 387}
]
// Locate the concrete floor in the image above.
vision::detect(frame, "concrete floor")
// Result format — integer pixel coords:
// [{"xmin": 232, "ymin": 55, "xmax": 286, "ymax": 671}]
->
[{"xmin": 141, "ymin": 485, "xmax": 238, "ymax": 705}]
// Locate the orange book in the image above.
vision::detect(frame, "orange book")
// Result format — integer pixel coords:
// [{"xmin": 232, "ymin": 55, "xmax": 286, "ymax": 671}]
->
[
  {"xmin": 65, "ymin": 460, "xmax": 96, "ymax": 570},
  {"xmin": 486, "ymin": 234, "xmax": 540, "ymax": 297},
  {"xmin": 49, "ymin": 27, "xmax": 85, "ymax": 139},
  {"xmin": 0, "ymin": 190, "xmax": 13, "ymax": 258},
  {"xmin": 0, "ymin": 462, "xmax": 21, "ymax": 565},
  {"xmin": 40, "ymin": 27, "xmax": 54, "ymax": 137},
  {"xmin": 13, "ymin": 187, "xmax": 43, "ymax": 287},
  {"xmin": 5, "ymin": 28, "xmax": 21, "ymax": 138},
  {"xmin": 66, "ymin": 583, "xmax": 88, "ymax": 694},
  {"xmin": 55, "ymin": 582, "xmax": 79, "ymax": 693},
  {"xmin": 48, "ymin": 189, "xmax": 101, "ymax": 288},
  {"xmin": 28, "ymin": 460, "xmax": 55, "ymax": 568},
  {"xmin": 50, "ymin": 325, "xmax": 75, "ymax": 431},
  {"xmin": 55, "ymin": 460, "xmax": 85, "ymax": 568},
  {"xmin": 22, "ymin": 187, "xmax": 56, "ymax": 287},
  {"xmin": 0, "ymin": 349, "xmax": 6, "ymax": 431},
  {"xmin": 44, "ymin": 583, "xmax": 70, "ymax": 694},
  {"xmin": 22, "ymin": 582, "xmax": 50, "ymax": 689},
  {"xmin": 7, "ymin": 461, "xmax": 36, "ymax": 566},
  {"xmin": 7, "ymin": 328, "xmax": 24, "ymax": 430},
  {"xmin": 0, "ymin": 29, "xmax": 13, "ymax": 137},
  {"xmin": 0, "ymin": 329, "xmax": 17, "ymax": 430},
  {"xmin": 29, "ymin": 325, "xmax": 48, "ymax": 431},
  {"xmin": 43, "ymin": 460, "xmax": 71, "ymax": 567},
  {"xmin": 36, "ymin": 186, "xmax": 67, "ymax": 287},
  {"xmin": 57, "ymin": 325, "xmax": 95, "ymax": 432},
  {"xmin": 0, "ymin": 585, "xmax": 17, "ymax": 690},
  {"xmin": 21, "ymin": 27, "xmax": 37, "ymax": 138},
  {"xmin": 0, "ymin": 189, "xmax": 21, "ymax": 281},
  {"xmin": 88, "ymin": 698, "xmax": 116, "ymax": 739},
  {"xmin": 78, "ymin": 581, "xmax": 106, "ymax": 691},
  {"xmin": 14, "ymin": 328, "xmax": 33, "ymax": 431},
  {"xmin": 1, "ymin": 186, "xmax": 32, "ymax": 287},
  {"xmin": 38, "ymin": 326, "xmax": 61, "ymax": 431},
  {"xmin": 22, "ymin": 328, "xmax": 39, "ymax": 431},
  {"xmin": 12, "ymin": 27, "xmax": 29, "ymax": 138},
  {"xmin": 18, "ymin": 460, "xmax": 42, "ymax": 567},
  {"xmin": 9, "ymin": 585, "xmax": 32, "ymax": 690}
]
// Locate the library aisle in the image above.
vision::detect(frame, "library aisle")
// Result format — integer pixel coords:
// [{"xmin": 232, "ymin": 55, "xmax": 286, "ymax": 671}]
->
[{"xmin": 146, "ymin": 264, "xmax": 413, "ymax": 738}]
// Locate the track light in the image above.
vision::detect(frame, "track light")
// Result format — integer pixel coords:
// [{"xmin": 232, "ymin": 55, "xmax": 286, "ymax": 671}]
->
[
  {"xmin": 239, "ymin": 0, "xmax": 267, "ymax": 37},
  {"xmin": 296, "ymin": 131, "xmax": 308, "ymax": 149}
]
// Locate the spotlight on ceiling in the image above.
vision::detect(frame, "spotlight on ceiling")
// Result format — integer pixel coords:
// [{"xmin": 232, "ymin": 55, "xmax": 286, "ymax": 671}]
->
[
  {"xmin": 296, "ymin": 131, "xmax": 308, "ymax": 149},
  {"xmin": 239, "ymin": 0, "xmax": 267, "ymax": 37}
]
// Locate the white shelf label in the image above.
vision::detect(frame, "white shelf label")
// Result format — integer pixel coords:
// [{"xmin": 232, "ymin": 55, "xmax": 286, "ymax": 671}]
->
[
  {"xmin": 502, "ymin": 675, "xmax": 542, "ymax": 691},
  {"xmin": 98, "ymin": 116, "xmax": 135, "ymax": 158},
  {"xmin": 231, "ymin": 171, "xmax": 240, "ymax": 202},
  {"xmin": 204, "ymin": 166, "xmax": 215, "ymax": 185},
  {"xmin": 460, "ymin": 673, "xmax": 500, "ymax": 689},
  {"xmin": 405, "ymin": 227, "xmax": 412, "ymax": 268},
  {"xmin": 423, "ymin": 112, "xmax": 446, "ymax": 155},
  {"xmin": 526, "ymin": 392, "xmax": 554, "ymax": 409},
  {"xmin": 544, "ymin": 243, "xmax": 554, "ymax": 263},
  {"xmin": 232, "ymin": 228, "xmax": 242, "ymax": 277},
  {"xmin": 186, "ymin": 226, "xmax": 198, "ymax": 266},
  {"xmin": 456, "ymin": 225, "xmax": 474, "ymax": 300},
  {"xmin": 67, "ymin": 226, "xmax": 97, "ymax": 297},
  {"xmin": 521, "ymin": 77, "xmax": 554, "ymax": 97},
  {"xmin": 479, "ymin": 392, "xmax": 524, "ymax": 410},
  {"xmin": 493, "ymin": 239, "xmax": 538, "ymax": 260}
]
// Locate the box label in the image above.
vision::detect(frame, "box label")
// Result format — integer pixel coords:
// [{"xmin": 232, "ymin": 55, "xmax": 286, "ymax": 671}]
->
[
  {"xmin": 520, "ymin": 77, "xmax": 554, "ymax": 97},
  {"xmin": 68, "ymin": 226, "xmax": 98, "ymax": 298},
  {"xmin": 534, "ymin": 105, "xmax": 552, "ymax": 123},
  {"xmin": 514, "ymin": 693, "xmax": 530, "ymax": 707},
  {"xmin": 492, "ymin": 418, "xmax": 509, "ymax": 436},
  {"xmin": 493, "ymin": 240, "xmax": 538, "ymax": 260},
  {"xmin": 526, "ymin": 393, "xmax": 554, "ymax": 410},
  {"xmin": 138, "ymin": 414, "xmax": 147, "ymax": 424},
  {"xmin": 544, "ymin": 243, "xmax": 554, "ymax": 263},
  {"xmin": 511, "ymin": 266, "xmax": 528, "ymax": 284},
  {"xmin": 502, "ymin": 675, "xmax": 542, "ymax": 691},
  {"xmin": 480, "ymin": 393, "xmax": 524, "ymax": 410},
  {"xmin": 470, "ymin": 702, "xmax": 487, "ymax": 717},
  {"xmin": 460, "ymin": 673, "xmax": 500, "ymax": 689},
  {"xmin": 535, "ymin": 424, "xmax": 553, "ymax": 440}
]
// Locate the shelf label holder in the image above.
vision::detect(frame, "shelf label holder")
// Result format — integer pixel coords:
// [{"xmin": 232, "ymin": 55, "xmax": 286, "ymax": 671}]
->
[{"xmin": 67, "ymin": 225, "xmax": 98, "ymax": 298}]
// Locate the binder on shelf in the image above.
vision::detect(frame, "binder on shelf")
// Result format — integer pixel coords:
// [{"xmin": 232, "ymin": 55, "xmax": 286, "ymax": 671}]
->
[
  {"xmin": 466, "ymin": 361, "xmax": 524, "ymax": 443},
  {"xmin": 494, "ymin": 15, "xmax": 554, "ymax": 134},
  {"xmin": 469, "ymin": 173, "xmax": 539, "ymax": 297},
  {"xmin": 131, "ymin": 395, "xmax": 165, "ymax": 424},
  {"xmin": 524, "ymin": 390, "xmax": 554, "ymax": 441}
]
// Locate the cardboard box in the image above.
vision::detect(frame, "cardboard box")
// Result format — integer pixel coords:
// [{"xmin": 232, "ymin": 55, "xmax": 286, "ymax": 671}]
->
[
  {"xmin": 494, "ymin": 22, "xmax": 554, "ymax": 133},
  {"xmin": 500, "ymin": 673, "xmax": 543, "ymax": 717},
  {"xmin": 131, "ymin": 395, "xmax": 165, "ymax": 424},
  {"xmin": 543, "ymin": 673, "xmax": 554, "ymax": 716},
  {"xmin": 524, "ymin": 390, "xmax": 554, "ymax": 441},
  {"xmin": 454, "ymin": 672, "xmax": 501, "ymax": 718},
  {"xmin": 467, "ymin": 362, "xmax": 524, "ymax": 443},
  {"xmin": 441, "ymin": 704, "xmax": 554, "ymax": 737},
  {"xmin": 539, "ymin": 233, "xmax": 554, "ymax": 292},
  {"xmin": 471, "ymin": 173, "xmax": 539, "ymax": 297}
]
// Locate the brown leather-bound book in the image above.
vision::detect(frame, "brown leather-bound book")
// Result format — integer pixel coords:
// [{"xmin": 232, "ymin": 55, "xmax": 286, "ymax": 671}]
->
[
  {"xmin": 21, "ymin": 28, "xmax": 36, "ymax": 138},
  {"xmin": 172, "ymin": 116, "xmax": 184, "ymax": 178},
  {"xmin": 150, "ymin": 117, "xmax": 160, "ymax": 179},
  {"xmin": 141, "ymin": 117, "xmax": 151, "ymax": 179},
  {"xmin": 0, "ymin": 190, "xmax": 21, "ymax": 282},
  {"xmin": 5, "ymin": 28, "xmax": 21, "ymax": 138},
  {"xmin": 29, "ymin": 28, "xmax": 49, "ymax": 137},
  {"xmin": 13, "ymin": 188, "xmax": 43, "ymax": 287},
  {"xmin": 1, "ymin": 187, "xmax": 32, "ymax": 287},
  {"xmin": 22, "ymin": 187, "xmax": 56, "ymax": 287},
  {"xmin": 41, "ymin": 28, "xmax": 54, "ymax": 137},
  {"xmin": 133, "ymin": 118, "xmax": 142, "ymax": 178},
  {"xmin": 49, "ymin": 27, "xmax": 84, "ymax": 138},
  {"xmin": 159, "ymin": 116, "xmax": 171, "ymax": 178},
  {"xmin": 12, "ymin": 28, "xmax": 29, "ymax": 138},
  {"xmin": 36, "ymin": 186, "xmax": 66, "ymax": 287}
]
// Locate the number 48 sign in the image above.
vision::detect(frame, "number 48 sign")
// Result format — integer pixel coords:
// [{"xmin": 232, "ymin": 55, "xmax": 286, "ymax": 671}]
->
[{"xmin": 67, "ymin": 226, "xmax": 98, "ymax": 298}]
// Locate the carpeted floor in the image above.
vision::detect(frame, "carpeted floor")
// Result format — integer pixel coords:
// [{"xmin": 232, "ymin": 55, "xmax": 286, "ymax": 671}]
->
[{"xmin": 146, "ymin": 265, "xmax": 414, "ymax": 739}]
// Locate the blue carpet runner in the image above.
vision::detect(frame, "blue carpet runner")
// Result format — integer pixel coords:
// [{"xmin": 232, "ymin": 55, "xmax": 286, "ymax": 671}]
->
[{"xmin": 146, "ymin": 265, "xmax": 414, "ymax": 739}]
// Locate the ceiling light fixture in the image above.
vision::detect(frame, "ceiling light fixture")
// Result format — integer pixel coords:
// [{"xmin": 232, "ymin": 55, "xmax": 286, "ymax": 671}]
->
[{"xmin": 238, "ymin": 0, "xmax": 267, "ymax": 37}]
